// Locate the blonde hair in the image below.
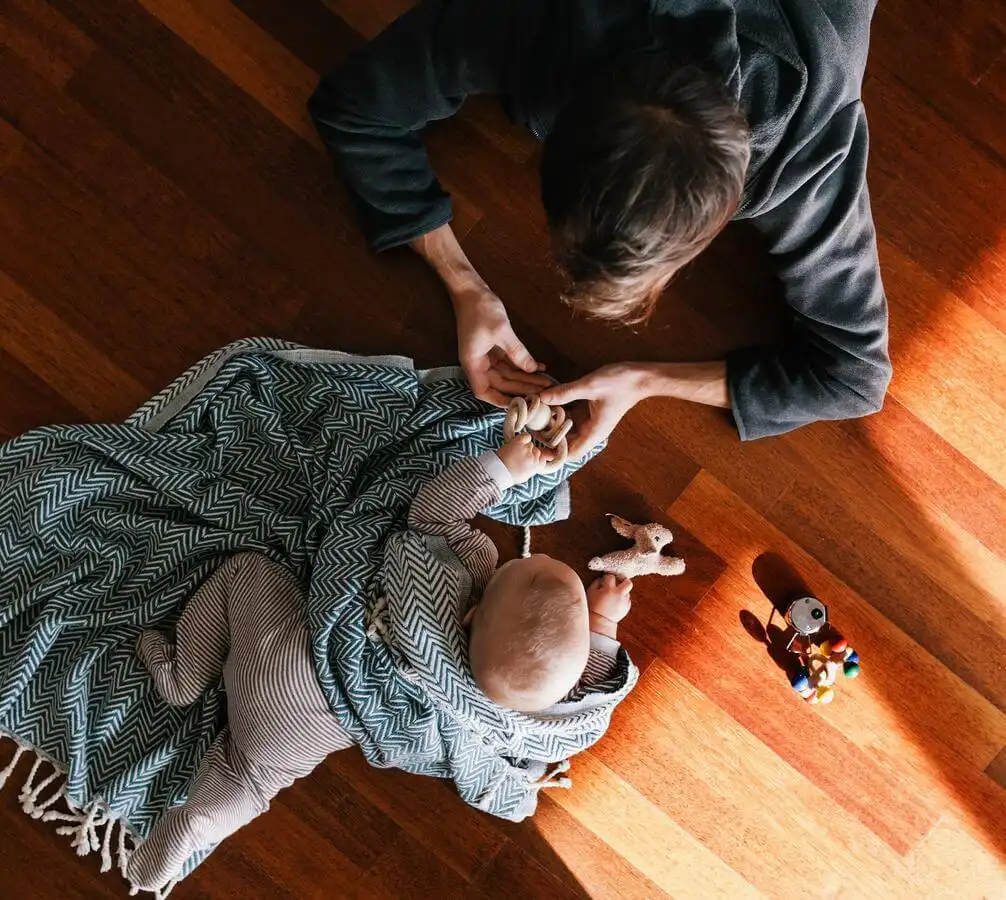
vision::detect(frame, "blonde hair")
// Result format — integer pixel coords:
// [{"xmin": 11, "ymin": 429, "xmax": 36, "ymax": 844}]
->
[{"xmin": 469, "ymin": 572, "xmax": 589, "ymax": 712}]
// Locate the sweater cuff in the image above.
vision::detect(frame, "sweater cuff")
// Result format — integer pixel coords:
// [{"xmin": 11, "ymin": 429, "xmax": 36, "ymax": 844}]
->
[
  {"xmin": 589, "ymin": 632, "xmax": 621, "ymax": 658},
  {"xmin": 477, "ymin": 451, "xmax": 515, "ymax": 493}
]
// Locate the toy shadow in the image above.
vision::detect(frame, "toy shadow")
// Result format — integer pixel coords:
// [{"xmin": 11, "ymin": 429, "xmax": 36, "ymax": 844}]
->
[{"xmin": 741, "ymin": 552, "xmax": 846, "ymax": 682}]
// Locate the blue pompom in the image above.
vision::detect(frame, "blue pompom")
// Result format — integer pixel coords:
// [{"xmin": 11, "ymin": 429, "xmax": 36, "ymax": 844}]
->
[{"xmin": 790, "ymin": 669, "xmax": 810, "ymax": 692}]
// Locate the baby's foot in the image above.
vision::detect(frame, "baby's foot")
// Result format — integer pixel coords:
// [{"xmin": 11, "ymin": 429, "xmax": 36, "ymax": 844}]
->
[{"xmin": 126, "ymin": 806, "xmax": 199, "ymax": 892}]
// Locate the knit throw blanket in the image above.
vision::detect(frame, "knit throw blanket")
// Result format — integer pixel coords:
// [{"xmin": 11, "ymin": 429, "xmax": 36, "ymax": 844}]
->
[{"xmin": 0, "ymin": 339, "xmax": 582, "ymax": 893}]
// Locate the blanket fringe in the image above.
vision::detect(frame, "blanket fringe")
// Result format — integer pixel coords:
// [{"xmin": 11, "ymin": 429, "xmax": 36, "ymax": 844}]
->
[{"xmin": 1, "ymin": 735, "xmax": 175, "ymax": 899}]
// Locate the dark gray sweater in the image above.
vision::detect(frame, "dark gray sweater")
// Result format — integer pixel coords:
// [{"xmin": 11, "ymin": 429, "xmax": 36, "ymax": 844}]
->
[{"xmin": 309, "ymin": 0, "xmax": 891, "ymax": 440}]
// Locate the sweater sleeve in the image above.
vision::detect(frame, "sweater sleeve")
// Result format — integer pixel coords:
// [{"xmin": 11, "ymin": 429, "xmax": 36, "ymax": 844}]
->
[
  {"xmin": 407, "ymin": 452, "xmax": 511, "ymax": 591},
  {"xmin": 308, "ymin": 0, "xmax": 531, "ymax": 251},
  {"xmin": 561, "ymin": 633, "xmax": 628, "ymax": 704},
  {"xmin": 728, "ymin": 101, "xmax": 892, "ymax": 440}
]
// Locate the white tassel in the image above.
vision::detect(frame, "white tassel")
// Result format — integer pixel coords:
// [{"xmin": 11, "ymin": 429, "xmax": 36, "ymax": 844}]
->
[
  {"xmin": 100, "ymin": 814, "xmax": 115, "ymax": 872},
  {"xmin": 60, "ymin": 801, "xmax": 102, "ymax": 856},
  {"xmin": 1, "ymin": 738, "xmax": 154, "ymax": 896},
  {"xmin": 22, "ymin": 768, "xmax": 61, "ymax": 817},
  {"xmin": 18, "ymin": 756, "xmax": 44, "ymax": 806},
  {"xmin": 521, "ymin": 525, "xmax": 532, "ymax": 558},
  {"xmin": 529, "ymin": 759, "xmax": 572, "ymax": 791},
  {"xmin": 42, "ymin": 808, "xmax": 83, "ymax": 825},
  {"xmin": 0, "ymin": 743, "xmax": 25, "ymax": 788},
  {"xmin": 118, "ymin": 819, "xmax": 132, "ymax": 879},
  {"xmin": 366, "ymin": 596, "xmax": 390, "ymax": 641}
]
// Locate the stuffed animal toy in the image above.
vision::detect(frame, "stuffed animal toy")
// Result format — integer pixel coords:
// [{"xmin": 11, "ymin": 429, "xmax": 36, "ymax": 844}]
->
[
  {"xmin": 587, "ymin": 515, "xmax": 686, "ymax": 579},
  {"xmin": 503, "ymin": 396, "xmax": 572, "ymax": 474}
]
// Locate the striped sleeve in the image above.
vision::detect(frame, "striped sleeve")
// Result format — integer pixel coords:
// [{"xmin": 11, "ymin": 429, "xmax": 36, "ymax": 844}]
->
[
  {"xmin": 562, "ymin": 633, "xmax": 625, "ymax": 703},
  {"xmin": 407, "ymin": 453, "xmax": 509, "ymax": 589}
]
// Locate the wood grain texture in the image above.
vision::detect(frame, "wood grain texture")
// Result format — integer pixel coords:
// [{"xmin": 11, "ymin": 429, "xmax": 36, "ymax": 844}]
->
[{"xmin": 0, "ymin": 1, "xmax": 1004, "ymax": 898}]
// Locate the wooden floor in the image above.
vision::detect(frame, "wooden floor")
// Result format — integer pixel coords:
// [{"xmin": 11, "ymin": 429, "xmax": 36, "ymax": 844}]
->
[{"xmin": 2, "ymin": 0, "xmax": 1005, "ymax": 897}]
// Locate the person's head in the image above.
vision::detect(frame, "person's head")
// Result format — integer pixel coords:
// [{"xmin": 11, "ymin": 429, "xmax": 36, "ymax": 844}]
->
[
  {"xmin": 541, "ymin": 59, "xmax": 750, "ymax": 324},
  {"xmin": 466, "ymin": 554, "xmax": 589, "ymax": 712}
]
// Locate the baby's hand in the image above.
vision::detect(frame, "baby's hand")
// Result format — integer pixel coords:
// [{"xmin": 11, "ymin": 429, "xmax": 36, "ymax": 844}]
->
[
  {"xmin": 497, "ymin": 434, "xmax": 554, "ymax": 484},
  {"xmin": 587, "ymin": 573, "xmax": 633, "ymax": 625}
]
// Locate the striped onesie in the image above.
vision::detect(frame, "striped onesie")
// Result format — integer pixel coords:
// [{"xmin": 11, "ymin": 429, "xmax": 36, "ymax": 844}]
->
[{"xmin": 127, "ymin": 452, "xmax": 622, "ymax": 891}]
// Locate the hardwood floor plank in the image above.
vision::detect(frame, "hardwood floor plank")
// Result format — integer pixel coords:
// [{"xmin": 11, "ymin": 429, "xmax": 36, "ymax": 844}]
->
[
  {"xmin": 904, "ymin": 817, "xmax": 1006, "ymax": 899},
  {"xmin": 0, "ymin": 269, "xmax": 150, "ymax": 421},
  {"xmin": 871, "ymin": 5, "xmax": 1006, "ymax": 167},
  {"xmin": 324, "ymin": 750, "xmax": 506, "ymax": 881},
  {"xmin": 597, "ymin": 661, "xmax": 936, "ymax": 897},
  {"xmin": 875, "ymin": 0, "xmax": 1006, "ymax": 85},
  {"xmin": 0, "ymin": 0, "xmax": 94, "ymax": 87},
  {"xmin": 132, "ymin": 0, "xmax": 320, "ymax": 146},
  {"xmin": 880, "ymin": 239, "xmax": 1006, "ymax": 487},
  {"xmin": 550, "ymin": 751, "xmax": 761, "ymax": 899},
  {"xmin": 495, "ymin": 795, "xmax": 669, "ymax": 900},
  {"xmin": 472, "ymin": 840, "xmax": 587, "ymax": 900},
  {"xmin": 230, "ymin": 0, "xmax": 362, "ymax": 76},
  {"xmin": 848, "ymin": 403, "xmax": 1006, "ymax": 560},
  {"xmin": 0, "ymin": 340, "xmax": 84, "ymax": 437},
  {"xmin": 0, "ymin": 43, "xmax": 310, "ymax": 337},
  {"xmin": 0, "ymin": 141, "xmax": 252, "ymax": 387},
  {"xmin": 987, "ymin": 746, "xmax": 1006, "ymax": 791},
  {"xmin": 867, "ymin": 69, "xmax": 1006, "ymax": 333},
  {"xmin": 668, "ymin": 473, "xmax": 1006, "ymax": 860},
  {"xmin": 671, "ymin": 472, "xmax": 1006, "ymax": 769},
  {"xmin": 318, "ymin": 0, "xmax": 412, "ymax": 41},
  {"xmin": 768, "ymin": 480, "xmax": 1006, "ymax": 705}
]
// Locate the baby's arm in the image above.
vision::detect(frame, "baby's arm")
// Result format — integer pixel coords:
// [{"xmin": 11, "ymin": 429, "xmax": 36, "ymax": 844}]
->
[
  {"xmin": 408, "ymin": 436, "xmax": 551, "ymax": 587},
  {"xmin": 564, "ymin": 574, "xmax": 633, "ymax": 701}
]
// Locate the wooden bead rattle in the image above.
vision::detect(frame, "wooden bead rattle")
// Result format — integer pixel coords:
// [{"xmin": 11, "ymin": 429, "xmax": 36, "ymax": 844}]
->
[
  {"xmin": 503, "ymin": 395, "xmax": 572, "ymax": 474},
  {"xmin": 780, "ymin": 597, "xmax": 861, "ymax": 705}
]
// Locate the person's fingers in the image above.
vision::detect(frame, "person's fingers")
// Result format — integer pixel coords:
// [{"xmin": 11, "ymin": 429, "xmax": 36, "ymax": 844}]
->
[
  {"xmin": 566, "ymin": 423, "xmax": 604, "ymax": 460},
  {"xmin": 620, "ymin": 577, "xmax": 634, "ymax": 594},
  {"xmin": 539, "ymin": 377, "xmax": 592, "ymax": 406},
  {"xmin": 517, "ymin": 433, "xmax": 532, "ymax": 445},
  {"xmin": 487, "ymin": 360, "xmax": 553, "ymax": 395},
  {"xmin": 500, "ymin": 334, "xmax": 539, "ymax": 374},
  {"xmin": 477, "ymin": 387, "xmax": 511, "ymax": 407},
  {"xmin": 488, "ymin": 370, "xmax": 552, "ymax": 397}
]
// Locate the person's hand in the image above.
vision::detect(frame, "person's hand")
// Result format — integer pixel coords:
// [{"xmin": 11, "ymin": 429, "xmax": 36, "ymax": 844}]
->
[
  {"xmin": 453, "ymin": 285, "xmax": 552, "ymax": 407},
  {"xmin": 538, "ymin": 364, "xmax": 648, "ymax": 459},
  {"xmin": 587, "ymin": 573, "xmax": 634, "ymax": 624},
  {"xmin": 496, "ymin": 434, "xmax": 554, "ymax": 484}
]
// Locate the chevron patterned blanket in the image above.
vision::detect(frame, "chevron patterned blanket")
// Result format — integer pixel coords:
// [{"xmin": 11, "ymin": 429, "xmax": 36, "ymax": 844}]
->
[{"xmin": 0, "ymin": 339, "xmax": 581, "ymax": 891}]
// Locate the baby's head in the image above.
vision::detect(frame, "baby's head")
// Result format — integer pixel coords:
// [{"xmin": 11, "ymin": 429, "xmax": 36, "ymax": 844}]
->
[{"xmin": 466, "ymin": 554, "xmax": 589, "ymax": 712}]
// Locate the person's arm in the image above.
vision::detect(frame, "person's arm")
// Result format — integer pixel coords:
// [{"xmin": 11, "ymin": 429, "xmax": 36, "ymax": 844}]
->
[
  {"xmin": 309, "ymin": 1, "xmax": 517, "ymax": 251},
  {"xmin": 728, "ymin": 101, "xmax": 891, "ymax": 439},
  {"xmin": 309, "ymin": 3, "xmax": 553, "ymax": 405},
  {"xmin": 542, "ymin": 104, "xmax": 891, "ymax": 448},
  {"xmin": 412, "ymin": 225, "xmax": 553, "ymax": 405},
  {"xmin": 539, "ymin": 361, "xmax": 729, "ymax": 459}
]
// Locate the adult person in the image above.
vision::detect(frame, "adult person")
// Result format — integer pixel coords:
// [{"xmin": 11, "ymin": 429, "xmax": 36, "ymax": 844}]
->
[{"xmin": 309, "ymin": 0, "xmax": 891, "ymax": 454}]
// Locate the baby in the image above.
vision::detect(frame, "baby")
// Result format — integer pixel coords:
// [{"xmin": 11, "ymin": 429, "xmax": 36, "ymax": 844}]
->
[{"xmin": 127, "ymin": 434, "xmax": 634, "ymax": 891}]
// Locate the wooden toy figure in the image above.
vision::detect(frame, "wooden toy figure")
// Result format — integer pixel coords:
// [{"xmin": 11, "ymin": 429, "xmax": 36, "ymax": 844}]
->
[{"xmin": 782, "ymin": 597, "xmax": 861, "ymax": 704}]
